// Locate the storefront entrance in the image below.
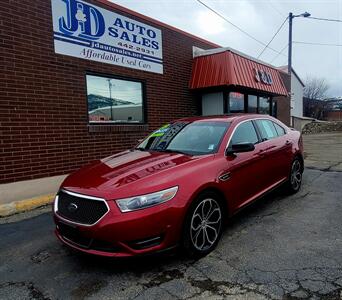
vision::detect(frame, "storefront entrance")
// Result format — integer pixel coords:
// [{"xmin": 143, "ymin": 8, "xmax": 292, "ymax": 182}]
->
[{"xmin": 190, "ymin": 47, "xmax": 288, "ymax": 122}]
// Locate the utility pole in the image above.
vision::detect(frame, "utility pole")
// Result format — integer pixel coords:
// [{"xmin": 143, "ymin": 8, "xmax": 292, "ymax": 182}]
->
[
  {"xmin": 107, "ymin": 79, "xmax": 113, "ymax": 121},
  {"xmin": 288, "ymin": 11, "xmax": 310, "ymax": 75},
  {"xmin": 288, "ymin": 12, "xmax": 293, "ymax": 75},
  {"xmin": 287, "ymin": 11, "xmax": 311, "ymax": 125}
]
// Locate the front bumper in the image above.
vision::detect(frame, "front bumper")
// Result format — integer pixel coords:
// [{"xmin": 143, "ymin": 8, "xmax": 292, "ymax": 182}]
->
[{"xmin": 54, "ymin": 198, "xmax": 185, "ymax": 257}]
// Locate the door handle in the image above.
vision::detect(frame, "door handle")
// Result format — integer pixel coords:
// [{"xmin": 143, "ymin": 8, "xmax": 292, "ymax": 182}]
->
[{"xmin": 255, "ymin": 149, "xmax": 266, "ymax": 156}]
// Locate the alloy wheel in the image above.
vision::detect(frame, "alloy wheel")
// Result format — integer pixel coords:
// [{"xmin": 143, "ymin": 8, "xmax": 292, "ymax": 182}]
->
[
  {"xmin": 190, "ymin": 198, "xmax": 222, "ymax": 251},
  {"xmin": 290, "ymin": 160, "xmax": 302, "ymax": 191}
]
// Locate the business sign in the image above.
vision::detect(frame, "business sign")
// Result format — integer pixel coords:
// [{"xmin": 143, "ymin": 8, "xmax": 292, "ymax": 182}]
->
[
  {"xmin": 51, "ymin": 0, "xmax": 163, "ymax": 74},
  {"xmin": 253, "ymin": 68, "xmax": 273, "ymax": 85}
]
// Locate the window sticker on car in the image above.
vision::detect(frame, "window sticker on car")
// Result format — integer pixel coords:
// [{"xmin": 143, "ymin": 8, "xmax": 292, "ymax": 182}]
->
[
  {"xmin": 150, "ymin": 124, "xmax": 170, "ymax": 137},
  {"xmin": 208, "ymin": 144, "xmax": 215, "ymax": 150}
]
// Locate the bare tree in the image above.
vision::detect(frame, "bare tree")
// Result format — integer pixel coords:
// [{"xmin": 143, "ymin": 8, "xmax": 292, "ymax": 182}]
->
[
  {"xmin": 303, "ymin": 76, "xmax": 330, "ymax": 119},
  {"xmin": 303, "ymin": 76, "xmax": 329, "ymax": 100}
]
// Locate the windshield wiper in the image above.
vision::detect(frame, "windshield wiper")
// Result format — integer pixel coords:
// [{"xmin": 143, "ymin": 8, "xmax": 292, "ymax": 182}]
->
[
  {"xmin": 135, "ymin": 147, "xmax": 148, "ymax": 151},
  {"xmin": 135, "ymin": 147, "xmax": 191, "ymax": 155}
]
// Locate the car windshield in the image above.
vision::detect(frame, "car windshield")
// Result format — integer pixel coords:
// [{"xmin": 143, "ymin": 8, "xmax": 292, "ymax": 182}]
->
[{"xmin": 136, "ymin": 121, "xmax": 230, "ymax": 155}]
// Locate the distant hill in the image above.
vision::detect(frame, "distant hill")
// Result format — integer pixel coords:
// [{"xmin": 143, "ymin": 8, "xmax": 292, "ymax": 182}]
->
[{"xmin": 88, "ymin": 94, "xmax": 135, "ymax": 111}]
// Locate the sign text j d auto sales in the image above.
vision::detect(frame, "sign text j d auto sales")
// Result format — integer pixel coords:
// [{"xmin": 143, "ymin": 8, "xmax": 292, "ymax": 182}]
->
[{"xmin": 51, "ymin": 0, "xmax": 163, "ymax": 74}]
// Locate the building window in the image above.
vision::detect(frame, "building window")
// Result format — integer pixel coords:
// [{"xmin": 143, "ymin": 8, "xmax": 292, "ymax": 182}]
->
[
  {"xmin": 259, "ymin": 96, "xmax": 270, "ymax": 115},
  {"xmin": 202, "ymin": 92, "xmax": 224, "ymax": 116},
  {"xmin": 86, "ymin": 74, "xmax": 144, "ymax": 124},
  {"xmin": 229, "ymin": 92, "xmax": 244, "ymax": 113},
  {"xmin": 247, "ymin": 95, "xmax": 258, "ymax": 113}
]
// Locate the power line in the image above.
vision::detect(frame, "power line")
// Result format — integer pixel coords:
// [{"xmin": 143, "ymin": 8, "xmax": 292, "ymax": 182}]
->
[
  {"xmin": 266, "ymin": 0, "xmax": 286, "ymax": 18},
  {"xmin": 195, "ymin": 0, "xmax": 287, "ymax": 57},
  {"xmin": 270, "ymin": 44, "xmax": 288, "ymax": 64},
  {"xmin": 257, "ymin": 17, "xmax": 288, "ymax": 59},
  {"xmin": 307, "ymin": 16, "xmax": 342, "ymax": 23},
  {"xmin": 293, "ymin": 41, "xmax": 342, "ymax": 46}
]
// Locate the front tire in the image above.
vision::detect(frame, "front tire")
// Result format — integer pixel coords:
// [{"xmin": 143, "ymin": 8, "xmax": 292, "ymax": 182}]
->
[
  {"xmin": 182, "ymin": 191, "xmax": 224, "ymax": 257},
  {"xmin": 286, "ymin": 158, "xmax": 303, "ymax": 194}
]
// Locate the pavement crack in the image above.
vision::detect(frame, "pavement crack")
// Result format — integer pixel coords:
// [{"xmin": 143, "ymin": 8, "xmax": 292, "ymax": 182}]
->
[
  {"xmin": 31, "ymin": 249, "xmax": 50, "ymax": 264},
  {"xmin": 326, "ymin": 161, "xmax": 342, "ymax": 172},
  {"xmin": 159, "ymin": 285, "xmax": 182, "ymax": 300},
  {"xmin": 187, "ymin": 277, "xmax": 275, "ymax": 299},
  {"xmin": 290, "ymin": 191, "xmax": 311, "ymax": 201},
  {"xmin": 0, "ymin": 281, "xmax": 51, "ymax": 300},
  {"xmin": 143, "ymin": 269, "xmax": 184, "ymax": 289},
  {"xmin": 70, "ymin": 278, "xmax": 108, "ymax": 299}
]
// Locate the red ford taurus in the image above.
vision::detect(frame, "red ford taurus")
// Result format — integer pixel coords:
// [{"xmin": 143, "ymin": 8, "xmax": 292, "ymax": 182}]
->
[{"xmin": 53, "ymin": 114, "xmax": 304, "ymax": 257}]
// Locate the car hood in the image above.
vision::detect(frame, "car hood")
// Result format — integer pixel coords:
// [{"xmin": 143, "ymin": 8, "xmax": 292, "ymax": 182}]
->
[{"xmin": 62, "ymin": 150, "xmax": 207, "ymax": 198}]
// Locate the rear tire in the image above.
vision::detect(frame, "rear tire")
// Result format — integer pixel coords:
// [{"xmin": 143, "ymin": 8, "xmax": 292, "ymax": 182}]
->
[
  {"xmin": 182, "ymin": 191, "xmax": 224, "ymax": 258},
  {"xmin": 286, "ymin": 158, "xmax": 303, "ymax": 194}
]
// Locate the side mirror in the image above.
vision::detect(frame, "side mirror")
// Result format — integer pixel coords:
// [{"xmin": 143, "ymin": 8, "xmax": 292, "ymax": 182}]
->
[{"xmin": 226, "ymin": 143, "xmax": 255, "ymax": 156}]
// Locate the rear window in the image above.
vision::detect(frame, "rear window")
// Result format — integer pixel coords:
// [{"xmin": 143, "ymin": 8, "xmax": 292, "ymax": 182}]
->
[
  {"xmin": 273, "ymin": 122, "xmax": 286, "ymax": 136},
  {"xmin": 255, "ymin": 119, "xmax": 278, "ymax": 141}
]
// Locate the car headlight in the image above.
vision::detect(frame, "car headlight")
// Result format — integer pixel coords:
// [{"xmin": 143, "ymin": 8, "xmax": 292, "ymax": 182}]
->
[{"xmin": 115, "ymin": 186, "xmax": 178, "ymax": 212}]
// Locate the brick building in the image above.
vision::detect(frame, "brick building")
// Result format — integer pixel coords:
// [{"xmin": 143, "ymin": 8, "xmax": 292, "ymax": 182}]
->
[{"xmin": 0, "ymin": 0, "xmax": 290, "ymax": 186}]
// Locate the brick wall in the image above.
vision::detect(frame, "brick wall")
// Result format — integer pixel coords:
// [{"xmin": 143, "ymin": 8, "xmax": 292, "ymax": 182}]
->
[
  {"xmin": 274, "ymin": 72, "xmax": 291, "ymax": 126},
  {"xmin": 0, "ymin": 0, "xmax": 217, "ymax": 183},
  {"xmin": 325, "ymin": 111, "xmax": 342, "ymax": 121}
]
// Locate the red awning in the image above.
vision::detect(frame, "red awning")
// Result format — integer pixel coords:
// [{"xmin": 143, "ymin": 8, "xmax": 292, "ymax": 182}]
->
[{"xmin": 189, "ymin": 49, "xmax": 288, "ymax": 96}]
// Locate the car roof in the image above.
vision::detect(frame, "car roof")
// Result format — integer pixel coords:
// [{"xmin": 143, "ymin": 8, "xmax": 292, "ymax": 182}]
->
[{"xmin": 175, "ymin": 113, "xmax": 270, "ymax": 123}]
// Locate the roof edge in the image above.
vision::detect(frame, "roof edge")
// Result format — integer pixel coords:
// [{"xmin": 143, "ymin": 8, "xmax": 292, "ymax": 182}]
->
[
  {"xmin": 277, "ymin": 66, "xmax": 305, "ymax": 87},
  {"xmin": 97, "ymin": 0, "xmax": 221, "ymax": 48},
  {"xmin": 193, "ymin": 47, "xmax": 283, "ymax": 71}
]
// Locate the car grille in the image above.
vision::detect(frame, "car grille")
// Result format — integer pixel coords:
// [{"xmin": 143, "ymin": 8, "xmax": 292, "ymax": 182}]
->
[{"xmin": 57, "ymin": 190, "xmax": 109, "ymax": 225}]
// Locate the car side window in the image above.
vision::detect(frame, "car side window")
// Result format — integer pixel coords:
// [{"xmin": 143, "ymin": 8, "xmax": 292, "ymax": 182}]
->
[
  {"xmin": 230, "ymin": 121, "xmax": 259, "ymax": 146},
  {"xmin": 256, "ymin": 120, "xmax": 278, "ymax": 141},
  {"xmin": 273, "ymin": 122, "xmax": 286, "ymax": 136}
]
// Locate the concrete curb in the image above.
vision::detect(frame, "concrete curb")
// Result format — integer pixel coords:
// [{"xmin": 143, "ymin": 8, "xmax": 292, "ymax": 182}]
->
[{"xmin": 0, "ymin": 194, "xmax": 55, "ymax": 217}]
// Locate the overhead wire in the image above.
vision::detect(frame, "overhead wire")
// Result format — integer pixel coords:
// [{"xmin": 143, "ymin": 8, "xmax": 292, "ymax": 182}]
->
[
  {"xmin": 293, "ymin": 41, "xmax": 342, "ymax": 46},
  {"xmin": 195, "ymin": 0, "xmax": 287, "ymax": 57},
  {"xmin": 266, "ymin": 0, "xmax": 286, "ymax": 18},
  {"xmin": 270, "ymin": 44, "xmax": 288, "ymax": 63},
  {"xmin": 257, "ymin": 17, "xmax": 288, "ymax": 59},
  {"xmin": 307, "ymin": 16, "xmax": 342, "ymax": 23},
  {"xmin": 195, "ymin": 0, "xmax": 341, "ymax": 66}
]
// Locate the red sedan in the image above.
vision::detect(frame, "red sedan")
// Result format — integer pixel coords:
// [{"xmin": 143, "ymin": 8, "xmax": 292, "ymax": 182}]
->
[{"xmin": 53, "ymin": 114, "xmax": 304, "ymax": 257}]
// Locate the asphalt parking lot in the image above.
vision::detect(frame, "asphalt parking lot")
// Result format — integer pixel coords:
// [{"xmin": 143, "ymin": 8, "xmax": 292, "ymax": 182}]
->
[
  {"xmin": 303, "ymin": 132, "xmax": 342, "ymax": 172},
  {"xmin": 1, "ymin": 133, "xmax": 342, "ymax": 300}
]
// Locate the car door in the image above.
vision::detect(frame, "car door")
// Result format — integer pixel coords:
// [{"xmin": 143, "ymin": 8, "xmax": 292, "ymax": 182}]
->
[
  {"xmin": 254, "ymin": 119, "xmax": 292, "ymax": 187},
  {"xmin": 224, "ymin": 120, "xmax": 269, "ymax": 210},
  {"xmin": 272, "ymin": 121, "xmax": 293, "ymax": 178}
]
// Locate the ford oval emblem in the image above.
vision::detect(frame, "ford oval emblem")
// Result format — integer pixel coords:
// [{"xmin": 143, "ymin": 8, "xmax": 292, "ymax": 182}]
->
[{"xmin": 67, "ymin": 202, "xmax": 78, "ymax": 213}]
